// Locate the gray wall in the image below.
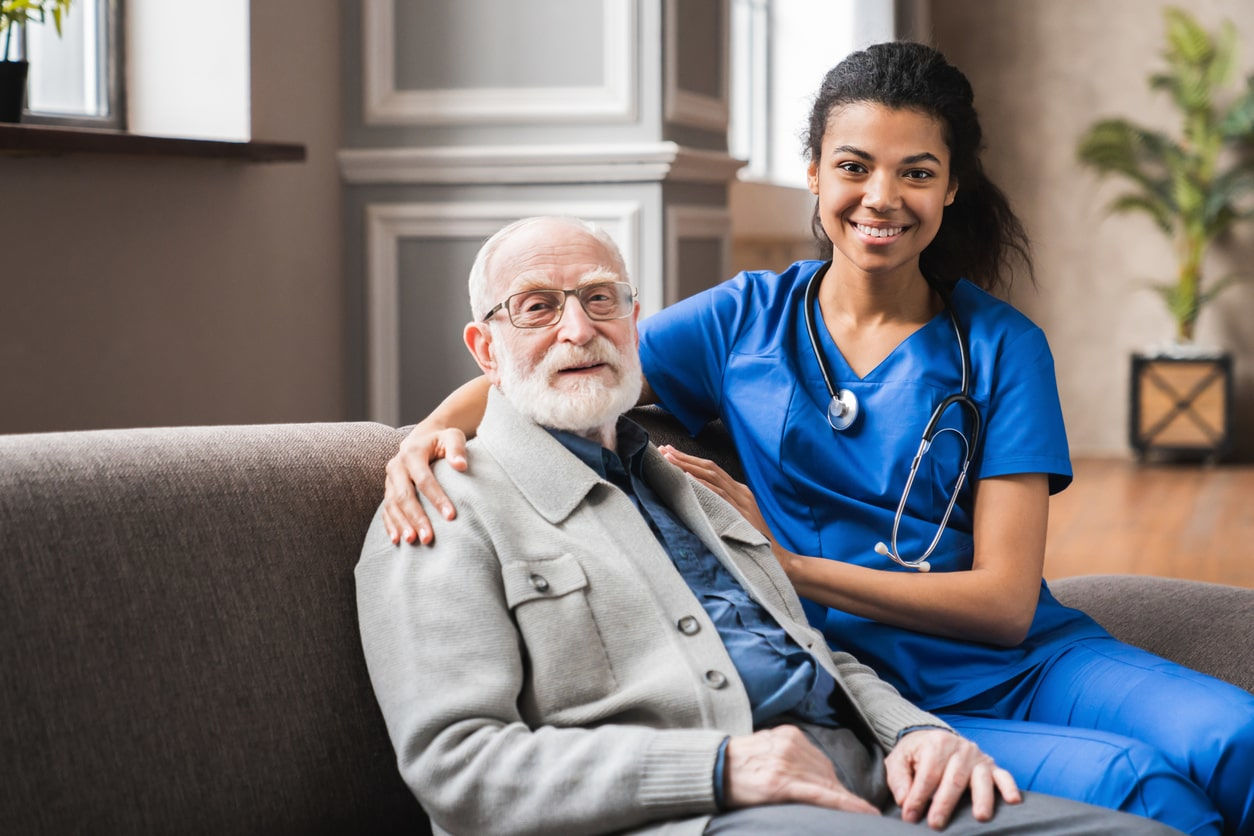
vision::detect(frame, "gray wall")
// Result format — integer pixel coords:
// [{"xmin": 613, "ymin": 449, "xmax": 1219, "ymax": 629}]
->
[
  {"xmin": 340, "ymin": 0, "xmax": 740, "ymax": 426},
  {"xmin": 0, "ymin": 0, "xmax": 345, "ymax": 434},
  {"xmin": 7, "ymin": 0, "xmax": 1251, "ymax": 461},
  {"xmin": 930, "ymin": 0, "xmax": 1254, "ymax": 458}
]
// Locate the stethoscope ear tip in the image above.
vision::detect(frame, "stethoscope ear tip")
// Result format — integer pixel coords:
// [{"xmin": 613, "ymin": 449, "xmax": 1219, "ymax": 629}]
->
[{"xmin": 875, "ymin": 540, "xmax": 932, "ymax": 572}]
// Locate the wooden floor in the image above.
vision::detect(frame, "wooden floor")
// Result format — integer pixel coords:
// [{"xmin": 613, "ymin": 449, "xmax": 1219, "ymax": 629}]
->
[{"xmin": 1044, "ymin": 457, "xmax": 1254, "ymax": 588}]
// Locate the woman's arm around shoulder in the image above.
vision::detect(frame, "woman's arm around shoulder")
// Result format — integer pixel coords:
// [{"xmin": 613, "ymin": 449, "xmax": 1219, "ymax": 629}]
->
[{"xmin": 384, "ymin": 376, "xmax": 660, "ymax": 546}]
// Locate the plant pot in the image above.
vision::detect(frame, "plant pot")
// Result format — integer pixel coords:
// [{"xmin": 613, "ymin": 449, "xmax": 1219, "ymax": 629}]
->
[
  {"xmin": 0, "ymin": 60, "xmax": 29, "ymax": 123},
  {"xmin": 1129, "ymin": 350, "xmax": 1233, "ymax": 462}
]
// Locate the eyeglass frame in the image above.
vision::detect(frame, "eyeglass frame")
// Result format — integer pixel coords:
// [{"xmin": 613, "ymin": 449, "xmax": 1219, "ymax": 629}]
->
[{"xmin": 481, "ymin": 281, "xmax": 638, "ymax": 329}]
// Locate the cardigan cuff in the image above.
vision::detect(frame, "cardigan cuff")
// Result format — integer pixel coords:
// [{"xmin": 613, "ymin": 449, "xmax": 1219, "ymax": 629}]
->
[{"xmin": 638, "ymin": 730, "xmax": 727, "ymax": 815}]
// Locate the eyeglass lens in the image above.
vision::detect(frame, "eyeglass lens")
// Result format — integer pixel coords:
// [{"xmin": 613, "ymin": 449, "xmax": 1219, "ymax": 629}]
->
[{"xmin": 506, "ymin": 282, "xmax": 634, "ymax": 328}]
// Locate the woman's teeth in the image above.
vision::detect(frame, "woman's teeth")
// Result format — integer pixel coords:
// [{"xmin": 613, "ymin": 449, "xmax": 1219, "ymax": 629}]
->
[{"xmin": 854, "ymin": 223, "xmax": 903, "ymax": 238}]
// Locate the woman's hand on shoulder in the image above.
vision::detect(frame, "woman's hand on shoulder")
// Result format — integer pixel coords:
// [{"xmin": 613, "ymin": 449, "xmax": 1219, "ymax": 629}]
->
[
  {"xmin": 382, "ymin": 425, "xmax": 469, "ymax": 545},
  {"xmin": 658, "ymin": 445, "xmax": 772, "ymax": 537}
]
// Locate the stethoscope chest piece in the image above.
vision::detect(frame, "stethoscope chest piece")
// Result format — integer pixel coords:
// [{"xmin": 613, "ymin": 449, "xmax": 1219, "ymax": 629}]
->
[{"xmin": 827, "ymin": 388, "xmax": 859, "ymax": 431}]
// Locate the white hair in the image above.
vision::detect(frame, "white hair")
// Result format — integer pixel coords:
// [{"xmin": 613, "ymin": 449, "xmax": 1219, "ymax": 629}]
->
[{"xmin": 467, "ymin": 216, "xmax": 628, "ymax": 321}]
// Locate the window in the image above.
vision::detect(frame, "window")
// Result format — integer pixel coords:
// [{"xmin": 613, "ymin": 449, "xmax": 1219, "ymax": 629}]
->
[
  {"xmin": 729, "ymin": 0, "xmax": 768, "ymax": 179},
  {"xmin": 22, "ymin": 0, "xmax": 124, "ymax": 128},
  {"xmin": 729, "ymin": 0, "xmax": 895, "ymax": 187}
]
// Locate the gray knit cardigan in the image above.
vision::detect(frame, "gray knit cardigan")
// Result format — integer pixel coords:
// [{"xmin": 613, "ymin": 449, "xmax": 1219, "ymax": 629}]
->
[{"xmin": 356, "ymin": 389, "xmax": 948, "ymax": 836}]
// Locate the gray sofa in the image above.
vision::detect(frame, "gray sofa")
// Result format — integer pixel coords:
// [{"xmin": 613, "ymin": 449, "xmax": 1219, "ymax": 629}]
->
[{"xmin": 2, "ymin": 411, "xmax": 1250, "ymax": 835}]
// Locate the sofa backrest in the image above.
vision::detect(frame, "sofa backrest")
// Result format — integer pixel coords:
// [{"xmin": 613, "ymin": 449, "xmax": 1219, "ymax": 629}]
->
[
  {"xmin": 627, "ymin": 405, "xmax": 745, "ymax": 482},
  {"xmin": 0, "ymin": 423, "xmax": 428, "ymax": 835}
]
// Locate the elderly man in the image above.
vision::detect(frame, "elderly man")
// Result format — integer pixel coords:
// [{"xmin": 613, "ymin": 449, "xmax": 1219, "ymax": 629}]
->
[{"xmin": 355, "ymin": 216, "xmax": 1174, "ymax": 836}]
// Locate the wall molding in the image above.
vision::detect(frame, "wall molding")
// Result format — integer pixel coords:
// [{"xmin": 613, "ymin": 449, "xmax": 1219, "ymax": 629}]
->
[
  {"xmin": 365, "ymin": 201, "xmax": 644, "ymax": 426},
  {"xmin": 340, "ymin": 141, "xmax": 744, "ymax": 186},
  {"xmin": 663, "ymin": 0, "xmax": 729, "ymax": 132},
  {"xmin": 665, "ymin": 205, "xmax": 731, "ymax": 307},
  {"xmin": 362, "ymin": 0, "xmax": 638, "ymax": 125}
]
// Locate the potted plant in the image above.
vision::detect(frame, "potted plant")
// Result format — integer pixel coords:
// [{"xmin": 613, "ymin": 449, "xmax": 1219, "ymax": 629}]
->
[
  {"xmin": 1, "ymin": 0, "xmax": 73, "ymax": 123},
  {"xmin": 1076, "ymin": 6, "xmax": 1254, "ymax": 460}
]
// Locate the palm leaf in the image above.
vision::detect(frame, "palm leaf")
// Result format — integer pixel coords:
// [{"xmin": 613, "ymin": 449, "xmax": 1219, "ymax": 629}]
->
[
  {"xmin": 1163, "ymin": 7, "xmax": 1212, "ymax": 66},
  {"xmin": 1077, "ymin": 119, "xmax": 1175, "ymax": 180},
  {"xmin": 1107, "ymin": 194, "xmax": 1174, "ymax": 235},
  {"xmin": 0, "ymin": 1, "xmax": 72, "ymax": 36},
  {"xmin": 1150, "ymin": 281, "xmax": 1200, "ymax": 328},
  {"xmin": 1219, "ymin": 76, "xmax": 1254, "ymax": 139},
  {"xmin": 1206, "ymin": 21, "xmax": 1238, "ymax": 90},
  {"xmin": 1204, "ymin": 168, "xmax": 1254, "ymax": 230},
  {"xmin": 1196, "ymin": 274, "xmax": 1248, "ymax": 310}
]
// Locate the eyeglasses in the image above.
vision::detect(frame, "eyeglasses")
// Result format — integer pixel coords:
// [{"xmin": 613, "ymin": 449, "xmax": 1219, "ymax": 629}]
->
[{"xmin": 482, "ymin": 281, "xmax": 637, "ymax": 329}]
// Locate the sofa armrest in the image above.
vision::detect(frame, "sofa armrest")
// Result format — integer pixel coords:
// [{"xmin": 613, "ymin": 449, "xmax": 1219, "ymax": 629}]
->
[
  {"xmin": 1050, "ymin": 575, "xmax": 1254, "ymax": 693},
  {"xmin": 0, "ymin": 423, "xmax": 427, "ymax": 835}
]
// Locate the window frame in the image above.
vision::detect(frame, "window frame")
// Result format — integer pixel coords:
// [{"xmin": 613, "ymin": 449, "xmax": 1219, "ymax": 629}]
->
[{"xmin": 22, "ymin": 0, "xmax": 125, "ymax": 130}]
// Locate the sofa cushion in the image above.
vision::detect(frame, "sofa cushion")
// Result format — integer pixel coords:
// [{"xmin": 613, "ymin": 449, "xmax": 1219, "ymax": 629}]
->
[
  {"xmin": 1050, "ymin": 574, "xmax": 1254, "ymax": 693},
  {"xmin": 0, "ymin": 423, "xmax": 427, "ymax": 835}
]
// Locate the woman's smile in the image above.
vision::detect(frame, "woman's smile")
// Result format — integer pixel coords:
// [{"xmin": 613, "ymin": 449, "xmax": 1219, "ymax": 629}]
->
[{"xmin": 852, "ymin": 221, "xmax": 908, "ymax": 242}]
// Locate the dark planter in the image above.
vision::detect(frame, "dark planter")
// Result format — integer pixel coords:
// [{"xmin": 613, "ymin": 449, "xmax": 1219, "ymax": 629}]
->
[
  {"xmin": 0, "ymin": 60, "xmax": 28, "ymax": 123},
  {"xmin": 1129, "ymin": 350, "xmax": 1233, "ymax": 462}
]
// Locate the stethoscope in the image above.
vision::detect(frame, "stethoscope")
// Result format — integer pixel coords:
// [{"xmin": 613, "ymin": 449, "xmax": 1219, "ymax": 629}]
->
[{"xmin": 803, "ymin": 263, "xmax": 982, "ymax": 573}]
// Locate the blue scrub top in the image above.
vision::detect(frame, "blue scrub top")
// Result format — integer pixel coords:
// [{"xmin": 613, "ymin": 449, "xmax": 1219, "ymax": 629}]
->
[{"xmin": 638, "ymin": 260, "xmax": 1109, "ymax": 710}]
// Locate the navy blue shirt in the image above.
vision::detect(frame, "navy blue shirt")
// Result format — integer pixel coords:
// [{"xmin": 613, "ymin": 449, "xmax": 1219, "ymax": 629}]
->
[{"xmin": 549, "ymin": 419, "xmax": 840, "ymax": 730}]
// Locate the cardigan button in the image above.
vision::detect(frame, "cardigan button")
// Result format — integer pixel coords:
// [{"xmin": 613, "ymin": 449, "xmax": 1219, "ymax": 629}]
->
[
  {"xmin": 704, "ymin": 670, "xmax": 728, "ymax": 689},
  {"xmin": 677, "ymin": 616, "xmax": 700, "ymax": 635},
  {"xmin": 528, "ymin": 573, "xmax": 550, "ymax": 593}
]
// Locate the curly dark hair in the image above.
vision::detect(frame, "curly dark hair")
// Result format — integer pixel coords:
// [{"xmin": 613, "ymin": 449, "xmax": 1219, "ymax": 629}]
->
[{"xmin": 804, "ymin": 41, "xmax": 1034, "ymax": 293}]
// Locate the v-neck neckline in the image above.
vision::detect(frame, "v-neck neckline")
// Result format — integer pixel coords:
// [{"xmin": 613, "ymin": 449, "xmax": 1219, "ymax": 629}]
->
[{"xmin": 806, "ymin": 268, "xmax": 951, "ymax": 383}]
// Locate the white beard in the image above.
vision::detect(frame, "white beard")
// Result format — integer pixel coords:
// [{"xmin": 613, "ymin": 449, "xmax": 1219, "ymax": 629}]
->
[{"xmin": 495, "ymin": 336, "xmax": 642, "ymax": 438}]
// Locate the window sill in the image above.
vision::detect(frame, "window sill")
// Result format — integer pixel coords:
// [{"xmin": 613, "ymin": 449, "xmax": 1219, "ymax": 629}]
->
[{"xmin": 0, "ymin": 123, "xmax": 306, "ymax": 163}]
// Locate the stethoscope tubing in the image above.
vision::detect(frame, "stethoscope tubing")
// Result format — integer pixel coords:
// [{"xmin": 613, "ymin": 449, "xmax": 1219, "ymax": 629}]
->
[{"xmin": 802, "ymin": 263, "xmax": 983, "ymax": 571}]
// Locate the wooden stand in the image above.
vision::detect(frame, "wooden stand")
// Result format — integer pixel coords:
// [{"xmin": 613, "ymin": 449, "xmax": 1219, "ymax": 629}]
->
[{"xmin": 1129, "ymin": 352, "xmax": 1233, "ymax": 461}]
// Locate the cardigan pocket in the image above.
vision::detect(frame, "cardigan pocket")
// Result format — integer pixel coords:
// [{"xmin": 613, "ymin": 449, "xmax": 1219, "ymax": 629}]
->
[{"xmin": 502, "ymin": 554, "xmax": 616, "ymax": 714}]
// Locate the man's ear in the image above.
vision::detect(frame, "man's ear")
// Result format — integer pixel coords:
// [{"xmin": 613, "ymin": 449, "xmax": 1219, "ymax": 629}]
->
[{"xmin": 464, "ymin": 322, "xmax": 502, "ymax": 385}]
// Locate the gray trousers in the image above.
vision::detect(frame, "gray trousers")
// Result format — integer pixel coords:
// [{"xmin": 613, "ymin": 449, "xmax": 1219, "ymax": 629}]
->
[{"xmin": 704, "ymin": 724, "xmax": 1182, "ymax": 835}]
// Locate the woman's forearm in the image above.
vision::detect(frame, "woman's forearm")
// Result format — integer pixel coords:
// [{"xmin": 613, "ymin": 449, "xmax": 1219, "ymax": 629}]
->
[
  {"xmin": 781, "ymin": 550, "xmax": 1036, "ymax": 646},
  {"xmin": 776, "ymin": 474, "xmax": 1048, "ymax": 646},
  {"xmin": 418, "ymin": 376, "xmax": 492, "ymax": 437}
]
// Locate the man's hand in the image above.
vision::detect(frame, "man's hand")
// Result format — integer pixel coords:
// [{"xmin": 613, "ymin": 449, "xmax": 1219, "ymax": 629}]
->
[
  {"xmin": 382, "ymin": 426, "xmax": 469, "ymax": 545},
  {"xmin": 885, "ymin": 729, "xmax": 1021, "ymax": 830},
  {"xmin": 723, "ymin": 726, "xmax": 880, "ymax": 815}
]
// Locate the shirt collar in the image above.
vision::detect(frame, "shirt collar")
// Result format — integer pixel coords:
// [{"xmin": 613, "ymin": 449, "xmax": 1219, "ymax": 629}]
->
[{"xmin": 547, "ymin": 417, "xmax": 651, "ymax": 480}]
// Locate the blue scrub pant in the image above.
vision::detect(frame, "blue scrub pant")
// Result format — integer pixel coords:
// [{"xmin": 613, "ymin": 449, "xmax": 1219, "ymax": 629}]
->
[{"xmin": 937, "ymin": 638, "xmax": 1254, "ymax": 836}]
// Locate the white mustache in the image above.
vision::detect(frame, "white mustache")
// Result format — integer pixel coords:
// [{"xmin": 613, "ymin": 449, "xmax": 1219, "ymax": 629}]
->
[{"xmin": 537, "ymin": 339, "xmax": 619, "ymax": 378}]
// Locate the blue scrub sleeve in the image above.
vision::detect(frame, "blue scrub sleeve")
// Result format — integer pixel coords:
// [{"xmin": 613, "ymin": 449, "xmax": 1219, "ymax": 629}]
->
[
  {"xmin": 639, "ymin": 273, "xmax": 765, "ymax": 436},
  {"xmin": 975, "ymin": 326, "xmax": 1073, "ymax": 494}
]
